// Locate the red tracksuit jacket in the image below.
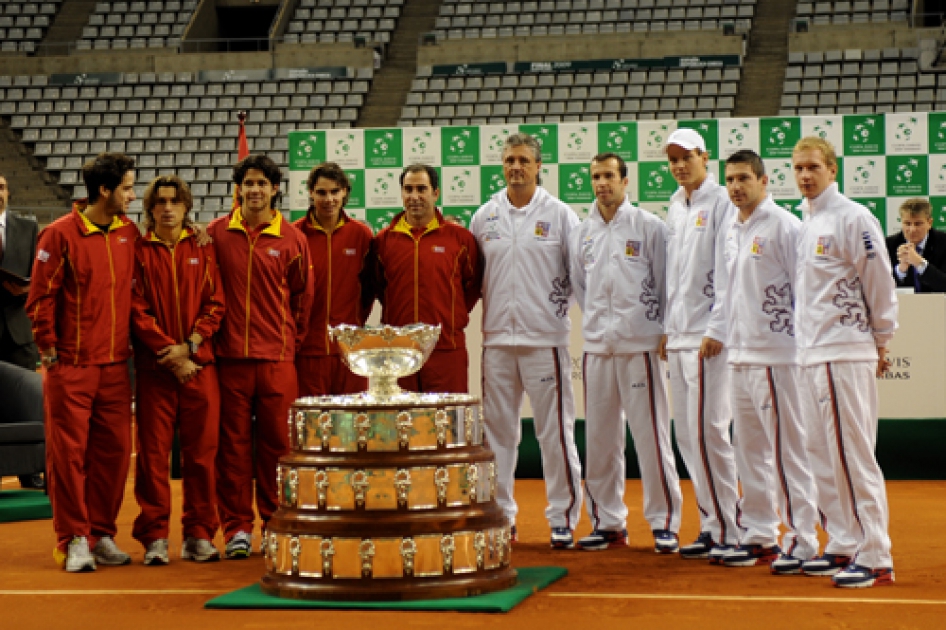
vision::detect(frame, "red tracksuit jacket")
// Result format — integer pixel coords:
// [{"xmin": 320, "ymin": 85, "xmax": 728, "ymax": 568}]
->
[
  {"xmin": 373, "ymin": 210, "xmax": 482, "ymax": 351},
  {"xmin": 26, "ymin": 202, "xmax": 138, "ymax": 366},
  {"xmin": 208, "ymin": 208, "xmax": 314, "ymax": 361},
  {"xmin": 294, "ymin": 210, "xmax": 375, "ymax": 357},
  {"xmin": 130, "ymin": 227, "xmax": 225, "ymax": 370}
]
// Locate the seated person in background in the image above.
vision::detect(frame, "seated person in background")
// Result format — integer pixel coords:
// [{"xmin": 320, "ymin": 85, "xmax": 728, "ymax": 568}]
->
[{"xmin": 885, "ymin": 198, "xmax": 946, "ymax": 293}]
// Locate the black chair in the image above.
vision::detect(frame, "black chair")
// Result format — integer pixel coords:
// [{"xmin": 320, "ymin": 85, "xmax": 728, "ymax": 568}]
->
[{"xmin": 0, "ymin": 362, "xmax": 45, "ymax": 484}]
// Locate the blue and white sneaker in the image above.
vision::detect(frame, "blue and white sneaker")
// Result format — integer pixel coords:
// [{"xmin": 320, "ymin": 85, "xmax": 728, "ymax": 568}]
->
[
  {"xmin": 801, "ymin": 553, "xmax": 852, "ymax": 577},
  {"xmin": 832, "ymin": 564, "xmax": 895, "ymax": 588},
  {"xmin": 653, "ymin": 530, "xmax": 679, "ymax": 554},
  {"xmin": 722, "ymin": 544, "xmax": 780, "ymax": 567},
  {"xmin": 708, "ymin": 544, "xmax": 736, "ymax": 565},
  {"xmin": 550, "ymin": 527, "xmax": 575, "ymax": 549},
  {"xmin": 679, "ymin": 532, "xmax": 714, "ymax": 559},
  {"xmin": 577, "ymin": 529, "xmax": 628, "ymax": 551},
  {"xmin": 770, "ymin": 553, "xmax": 805, "ymax": 575}
]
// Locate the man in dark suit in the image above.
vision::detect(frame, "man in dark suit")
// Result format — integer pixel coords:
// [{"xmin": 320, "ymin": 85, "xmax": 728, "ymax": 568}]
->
[
  {"xmin": 885, "ymin": 198, "xmax": 946, "ymax": 293},
  {"xmin": 0, "ymin": 173, "xmax": 43, "ymax": 489}
]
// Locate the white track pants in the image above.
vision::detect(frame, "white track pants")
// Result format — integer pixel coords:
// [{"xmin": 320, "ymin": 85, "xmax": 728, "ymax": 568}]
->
[
  {"xmin": 732, "ymin": 365, "xmax": 819, "ymax": 559},
  {"xmin": 801, "ymin": 361, "xmax": 893, "ymax": 569},
  {"xmin": 582, "ymin": 352, "xmax": 682, "ymax": 533},
  {"xmin": 482, "ymin": 345, "xmax": 583, "ymax": 530},
  {"xmin": 667, "ymin": 349, "xmax": 740, "ymax": 545}
]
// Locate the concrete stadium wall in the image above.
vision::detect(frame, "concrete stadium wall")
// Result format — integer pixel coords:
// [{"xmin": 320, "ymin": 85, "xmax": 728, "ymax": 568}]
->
[{"xmin": 789, "ymin": 23, "xmax": 938, "ymax": 52}]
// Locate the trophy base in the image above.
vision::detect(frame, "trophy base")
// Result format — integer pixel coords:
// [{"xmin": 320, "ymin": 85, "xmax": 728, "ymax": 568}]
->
[{"xmin": 260, "ymin": 566, "xmax": 519, "ymax": 602}]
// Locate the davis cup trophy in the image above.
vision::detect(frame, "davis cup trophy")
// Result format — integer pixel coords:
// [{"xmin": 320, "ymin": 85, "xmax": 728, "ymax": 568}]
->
[{"xmin": 261, "ymin": 323, "xmax": 517, "ymax": 601}]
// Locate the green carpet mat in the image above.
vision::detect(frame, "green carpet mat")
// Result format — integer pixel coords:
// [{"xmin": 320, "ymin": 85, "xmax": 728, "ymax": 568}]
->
[
  {"xmin": 0, "ymin": 489, "xmax": 52, "ymax": 523},
  {"xmin": 205, "ymin": 565, "xmax": 566, "ymax": 612}
]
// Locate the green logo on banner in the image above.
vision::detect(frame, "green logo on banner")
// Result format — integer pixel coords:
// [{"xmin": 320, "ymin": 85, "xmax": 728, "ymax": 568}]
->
[
  {"xmin": 559, "ymin": 164, "xmax": 594, "ymax": 203},
  {"xmin": 892, "ymin": 116, "xmax": 921, "ymax": 143},
  {"xmin": 678, "ymin": 120, "xmax": 718, "ymax": 156},
  {"xmin": 448, "ymin": 169, "xmax": 474, "ymax": 194},
  {"xmin": 442, "ymin": 206, "xmax": 477, "ymax": 228},
  {"xmin": 289, "ymin": 131, "xmax": 326, "ymax": 170},
  {"xmin": 810, "ymin": 119, "xmax": 836, "ymax": 140},
  {"xmin": 725, "ymin": 121, "xmax": 752, "ymax": 149},
  {"xmin": 372, "ymin": 170, "xmax": 399, "ymax": 196},
  {"xmin": 564, "ymin": 126, "xmax": 593, "ymax": 152},
  {"xmin": 853, "ymin": 159, "xmax": 879, "ymax": 184},
  {"xmin": 520, "ymin": 124, "xmax": 558, "ymax": 163},
  {"xmin": 760, "ymin": 117, "xmax": 801, "ymax": 158},
  {"xmin": 774, "ymin": 199, "xmax": 803, "ymax": 221},
  {"xmin": 345, "ymin": 169, "xmax": 365, "ymax": 209},
  {"xmin": 638, "ymin": 162, "xmax": 675, "ymax": 203},
  {"xmin": 332, "ymin": 133, "xmax": 358, "ymax": 161},
  {"xmin": 597, "ymin": 122, "xmax": 637, "ymax": 161},
  {"xmin": 853, "ymin": 198, "xmax": 887, "ymax": 233},
  {"xmin": 366, "ymin": 208, "xmax": 401, "ymax": 233},
  {"xmin": 929, "ymin": 196, "xmax": 946, "ymax": 230},
  {"xmin": 442, "ymin": 126, "xmax": 479, "ymax": 166},
  {"xmin": 365, "ymin": 129, "xmax": 403, "ymax": 168},
  {"xmin": 886, "ymin": 155, "xmax": 929, "ymax": 197},
  {"xmin": 408, "ymin": 130, "xmax": 435, "ymax": 159},
  {"xmin": 843, "ymin": 115, "xmax": 884, "ymax": 155},
  {"xmin": 929, "ymin": 113, "xmax": 946, "ymax": 154},
  {"xmin": 481, "ymin": 165, "xmax": 506, "ymax": 201}
]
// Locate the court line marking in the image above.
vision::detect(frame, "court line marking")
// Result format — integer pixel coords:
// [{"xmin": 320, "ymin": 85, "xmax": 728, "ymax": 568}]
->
[
  {"xmin": 0, "ymin": 589, "xmax": 221, "ymax": 595},
  {"xmin": 547, "ymin": 592, "xmax": 946, "ymax": 606}
]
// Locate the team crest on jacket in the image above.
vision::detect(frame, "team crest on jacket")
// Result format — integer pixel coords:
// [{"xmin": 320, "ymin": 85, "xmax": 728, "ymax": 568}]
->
[
  {"xmin": 625, "ymin": 240, "xmax": 641, "ymax": 258},
  {"xmin": 534, "ymin": 221, "xmax": 551, "ymax": 238},
  {"xmin": 188, "ymin": 258, "xmax": 200, "ymax": 265},
  {"xmin": 582, "ymin": 235, "xmax": 596, "ymax": 265},
  {"xmin": 815, "ymin": 236, "xmax": 834, "ymax": 257},
  {"xmin": 695, "ymin": 210, "xmax": 709, "ymax": 228},
  {"xmin": 344, "ymin": 248, "xmax": 357, "ymax": 255},
  {"xmin": 432, "ymin": 245, "xmax": 445, "ymax": 253},
  {"xmin": 750, "ymin": 236, "xmax": 766, "ymax": 257}
]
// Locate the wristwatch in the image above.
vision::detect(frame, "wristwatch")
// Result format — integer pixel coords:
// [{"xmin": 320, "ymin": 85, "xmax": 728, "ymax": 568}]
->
[{"xmin": 187, "ymin": 339, "xmax": 199, "ymax": 356}]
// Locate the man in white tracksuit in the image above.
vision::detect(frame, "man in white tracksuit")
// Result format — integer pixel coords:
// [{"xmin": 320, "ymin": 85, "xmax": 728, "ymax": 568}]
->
[
  {"xmin": 660, "ymin": 128, "xmax": 741, "ymax": 562},
  {"xmin": 792, "ymin": 137, "xmax": 897, "ymax": 588},
  {"xmin": 718, "ymin": 150, "xmax": 820, "ymax": 572},
  {"xmin": 469, "ymin": 132, "xmax": 583, "ymax": 549},
  {"xmin": 570, "ymin": 152, "xmax": 683, "ymax": 553}
]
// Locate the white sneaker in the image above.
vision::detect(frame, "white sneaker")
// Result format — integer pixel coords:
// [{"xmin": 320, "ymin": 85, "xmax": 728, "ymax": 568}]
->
[
  {"xmin": 225, "ymin": 531, "xmax": 252, "ymax": 559},
  {"xmin": 92, "ymin": 536, "xmax": 131, "ymax": 566},
  {"xmin": 64, "ymin": 537, "xmax": 96, "ymax": 573},
  {"xmin": 181, "ymin": 537, "xmax": 220, "ymax": 562},
  {"xmin": 144, "ymin": 539, "xmax": 169, "ymax": 566}
]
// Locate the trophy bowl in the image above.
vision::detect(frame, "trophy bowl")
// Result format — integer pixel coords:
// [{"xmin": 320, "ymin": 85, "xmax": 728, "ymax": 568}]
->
[{"xmin": 330, "ymin": 323, "xmax": 441, "ymax": 400}]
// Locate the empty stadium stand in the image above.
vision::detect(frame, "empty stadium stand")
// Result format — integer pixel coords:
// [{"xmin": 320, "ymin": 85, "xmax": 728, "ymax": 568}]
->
[
  {"xmin": 399, "ymin": 65, "xmax": 742, "ymax": 126},
  {"xmin": 78, "ymin": 0, "xmax": 197, "ymax": 51},
  {"xmin": 2, "ymin": 69, "xmax": 372, "ymax": 220},
  {"xmin": 778, "ymin": 47, "xmax": 945, "ymax": 116},
  {"xmin": 795, "ymin": 0, "xmax": 910, "ymax": 25},
  {"xmin": 0, "ymin": 1, "xmax": 61, "ymax": 54},
  {"xmin": 431, "ymin": 0, "xmax": 758, "ymax": 40},
  {"xmin": 282, "ymin": 0, "xmax": 404, "ymax": 45}
]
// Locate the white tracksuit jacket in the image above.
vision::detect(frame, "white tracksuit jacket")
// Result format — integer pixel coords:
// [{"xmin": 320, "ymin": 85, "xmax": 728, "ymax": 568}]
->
[
  {"xmin": 570, "ymin": 197, "xmax": 667, "ymax": 354},
  {"xmin": 722, "ymin": 195, "xmax": 801, "ymax": 366},
  {"xmin": 795, "ymin": 183, "xmax": 898, "ymax": 366},
  {"xmin": 665, "ymin": 174, "xmax": 736, "ymax": 350},
  {"xmin": 470, "ymin": 186, "xmax": 579, "ymax": 348}
]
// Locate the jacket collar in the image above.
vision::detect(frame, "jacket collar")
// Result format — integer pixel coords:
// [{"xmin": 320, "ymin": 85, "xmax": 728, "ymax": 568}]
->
[
  {"xmin": 72, "ymin": 199, "xmax": 130, "ymax": 236},
  {"xmin": 145, "ymin": 226, "xmax": 194, "ymax": 244},
  {"xmin": 589, "ymin": 196, "xmax": 635, "ymax": 225},
  {"xmin": 800, "ymin": 182, "xmax": 839, "ymax": 220},
  {"xmin": 227, "ymin": 206, "xmax": 284, "ymax": 237},
  {"xmin": 304, "ymin": 208, "xmax": 349, "ymax": 234},
  {"xmin": 390, "ymin": 208, "xmax": 443, "ymax": 236},
  {"xmin": 670, "ymin": 173, "xmax": 718, "ymax": 208}
]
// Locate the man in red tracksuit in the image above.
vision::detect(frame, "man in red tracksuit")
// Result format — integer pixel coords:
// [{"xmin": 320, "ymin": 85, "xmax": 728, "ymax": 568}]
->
[
  {"xmin": 294, "ymin": 162, "xmax": 374, "ymax": 396},
  {"xmin": 26, "ymin": 153, "xmax": 138, "ymax": 572},
  {"xmin": 130, "ymin": 175, "xmax": 225, "ymax": 566},
  {"xmin": 209, "ymin": 154, "xmax": 314, "ymax": 559},
  {"xmin": 373, "ymin": 164, "xmax": 481, "ymax": 393}
]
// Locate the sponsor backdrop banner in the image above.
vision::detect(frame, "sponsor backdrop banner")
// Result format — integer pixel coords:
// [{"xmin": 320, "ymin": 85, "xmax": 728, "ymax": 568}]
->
[{"xmin": 288, "ymin": 113, "xmax": 941, "ymax": 236}]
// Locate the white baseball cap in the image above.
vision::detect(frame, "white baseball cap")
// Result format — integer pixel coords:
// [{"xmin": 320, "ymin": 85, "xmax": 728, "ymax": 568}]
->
[{"xmin": 664, "ymin": 128, "xmax": 707, "ymax": 153}]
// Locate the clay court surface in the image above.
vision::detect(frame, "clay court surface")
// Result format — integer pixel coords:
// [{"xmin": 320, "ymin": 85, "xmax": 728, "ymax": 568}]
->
[{"xmin": 2, "ymin": 477, "xmax": 944, "ymax": 629}]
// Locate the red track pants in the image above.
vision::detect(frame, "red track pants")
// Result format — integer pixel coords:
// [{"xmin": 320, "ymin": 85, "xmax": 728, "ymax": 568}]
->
[
  {"xmin": 44, "ymin": 362, "xmax": 132, "ymax": 553},
  {"xmin": 295, "ymin": 354, "xmax": 366, "ymax": 397},
  {"xmin": 398, "ymin": 347, "xmax": 469, "ymax": 394},
  {"xmin": 132, "ymin": 363, "xmax": 220, "ymax": 545},
  {"xmin": 215, "ymin": 359, "xmax": 296, "ymax": 540}
]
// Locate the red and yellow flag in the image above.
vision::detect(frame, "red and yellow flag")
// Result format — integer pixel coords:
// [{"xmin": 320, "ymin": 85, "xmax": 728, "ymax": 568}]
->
[{"xmin": 232, "ymin": 110, "xmax": 250, "ymax": 212}]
